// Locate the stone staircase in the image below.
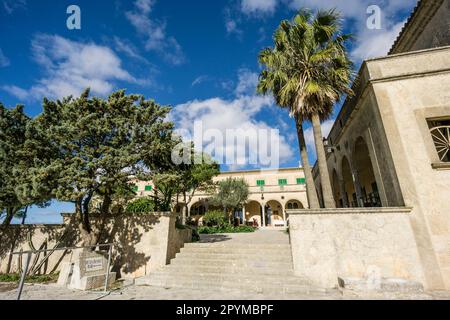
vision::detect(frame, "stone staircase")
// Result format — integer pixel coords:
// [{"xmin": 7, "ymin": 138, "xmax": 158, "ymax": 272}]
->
[{"xmin": 136, "ymin": 230, "xmax": 327, "ymax": 295}]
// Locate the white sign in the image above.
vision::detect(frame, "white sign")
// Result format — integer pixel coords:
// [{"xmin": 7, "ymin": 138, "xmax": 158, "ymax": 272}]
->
[{"xmin": 85, "ymin": 257, "xmax": 103, "ymax": 272}]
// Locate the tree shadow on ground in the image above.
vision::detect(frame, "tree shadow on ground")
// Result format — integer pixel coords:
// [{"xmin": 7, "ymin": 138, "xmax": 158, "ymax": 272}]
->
[{"xmin": 199, "ymin": 234, "xmax": 232, "ymax": 243}]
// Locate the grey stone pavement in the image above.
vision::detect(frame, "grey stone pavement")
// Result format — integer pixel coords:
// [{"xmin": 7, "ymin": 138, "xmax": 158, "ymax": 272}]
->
[{"xmin": 1, "ymin": 282, "xmax": 450, "ymax": 300}]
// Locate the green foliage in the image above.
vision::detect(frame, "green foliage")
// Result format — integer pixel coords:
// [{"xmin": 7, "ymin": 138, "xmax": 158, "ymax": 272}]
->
[
  {"xmin": 211, "ymin": 177, "xmax": 249, "ymax": 213},
  {"xmin": 31, "ymin": 89, "xmax": 175, "ymax": 233},
  {"xmin": 197, "ymin": 225, "xmax": 256, "ymax": 234},
  {"xmin": 0, "ymin": 104, "xmax": 51, "ymax": 225},
  {"xmin": 203, "ymin": 210, "xmax": 227, "ymax": 227},
  {"xmin": 0, "ymin": 273, "xmax": 59, "ymax": 283},
  {"xmin": 257, "ymin": 9, "xmax": 354, "ymax": 121},
  {"xmin": 150, "ymin": 149, "xmax": 219, "ymax": 218},
  {"xmin": 191, "ymin": 227, "xmax": 200, "ymax": 242},
  {"xmin": 125, "ymin": 197, "xmax": 155, "ymax": 214}
]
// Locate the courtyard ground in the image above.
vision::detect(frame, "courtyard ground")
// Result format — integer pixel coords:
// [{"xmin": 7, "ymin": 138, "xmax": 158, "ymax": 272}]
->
[{"xmin": 1, "ymin": 281, "xmax": 450, "ymax": 300}]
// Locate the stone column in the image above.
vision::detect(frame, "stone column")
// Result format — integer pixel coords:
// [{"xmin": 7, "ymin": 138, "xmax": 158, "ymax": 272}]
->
[
  {"xmin": 338, "ymin": 178, "xmax": 349, "ymax": 207},
  {"xmin": 351, "ymin": 167, "xmax": 364, "ymax": 207},
  {"xmin": 282, "ymin": 207, "xmax": 287, "ymax": 226},
  {"xmin": 242, "ymin": 204, "xmax": 246, "ymax": 224},
  {"xmin": 261, "ymin": 204, "xmax": 266, "ymax": 227}
]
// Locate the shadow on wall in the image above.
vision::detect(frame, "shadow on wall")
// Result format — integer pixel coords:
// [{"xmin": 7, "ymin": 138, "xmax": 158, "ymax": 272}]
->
[
  {"xmin": 0, "ymin": 223, "xmax": 79, "ymax": 275},
  {"xmin": 0, "ymin": 213, "xmax": 190, "ymax": 279}
]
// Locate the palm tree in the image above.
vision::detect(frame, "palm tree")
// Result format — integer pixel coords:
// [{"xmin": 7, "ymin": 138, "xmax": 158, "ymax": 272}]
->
[{"xmin": 257, "ymin": 9, "xmax": 353, "ymax": 208}]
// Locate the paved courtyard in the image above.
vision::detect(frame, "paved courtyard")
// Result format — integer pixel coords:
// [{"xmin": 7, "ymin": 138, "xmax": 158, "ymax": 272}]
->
[{"xmin": 1, "ymin": 282, "xmax": 450, "ymax": 300}]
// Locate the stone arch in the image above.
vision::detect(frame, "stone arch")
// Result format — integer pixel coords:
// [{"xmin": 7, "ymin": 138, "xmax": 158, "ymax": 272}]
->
[
  {"xmin": 190, "ymin": 201, "xmax": 206, "ymax": 216},
  {"xmin": 341, "ymin": 155, "xmax": 356, "ymax": 207},
  {"xmin": 285, "ymin": 199, "xmax": 304, "ymax": 210},
  {"xmin": 244, "ymin": 200, "xmax": 262, "ymax": 226},
  {"xmin": 353, "ymin": 136, "xmax": 381, "ymax": 207},
  {"xmin": 265, "ymin": 200, "xmax": 284, "ymax": 226}
]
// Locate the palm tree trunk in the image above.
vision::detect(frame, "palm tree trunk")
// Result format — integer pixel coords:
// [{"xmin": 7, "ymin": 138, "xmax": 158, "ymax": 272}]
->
[
  {"xmin": 311, "ymin": 113, "xmax": 335, "ymax": 208},
  {"xmin": 295, "ymin": 114, "xmax": 320, "ymax": 209}
]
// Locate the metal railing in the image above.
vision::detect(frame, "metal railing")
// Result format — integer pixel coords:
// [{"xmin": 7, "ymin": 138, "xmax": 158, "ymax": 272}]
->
[{"xmin": 8, "ymin": 243, "xmax": 114, "ymax": 300}]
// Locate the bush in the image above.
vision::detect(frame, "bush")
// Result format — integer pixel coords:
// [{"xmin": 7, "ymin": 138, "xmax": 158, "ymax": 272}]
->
[
  {"xmin": 125, "ymin": 197, "xmax": 155, "ymax": 214},
  {"xmin": 197, "ymin": 225, "xmax": 256, "ymax": 234},
  {"xmin": 191, "ymin": 228, "xmax": 200, "ymax": 242},
  {"xmin": 203, "ymin": 210, "xmax": 227, "ymax": 227},
  {"xmin": 0, "ymin": 273, "xmax": 59, "ymax": 283}
]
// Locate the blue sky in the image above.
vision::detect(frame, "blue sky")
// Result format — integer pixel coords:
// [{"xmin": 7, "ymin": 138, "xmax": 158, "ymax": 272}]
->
[{"xmin": 0, "ymin": 0, "xmax": 417, "ymax": 223}]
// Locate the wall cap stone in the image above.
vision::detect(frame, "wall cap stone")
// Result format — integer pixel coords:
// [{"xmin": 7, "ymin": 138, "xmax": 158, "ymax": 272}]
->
[{"xmin": 287, "ymin": 207, "xmax": 413, "ymax": 215}]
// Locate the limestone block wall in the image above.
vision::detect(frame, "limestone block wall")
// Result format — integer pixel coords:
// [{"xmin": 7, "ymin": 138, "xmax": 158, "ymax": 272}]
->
[
  {"xmin": 0, "ymin": 213, "xmax": 191, "ymax": 279},
  {"xmin": 288, "ymin": 208, "xmax": 425, "ymax": 289}
]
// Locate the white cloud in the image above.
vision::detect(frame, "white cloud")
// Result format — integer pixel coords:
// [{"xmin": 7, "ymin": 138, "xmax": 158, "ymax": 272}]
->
[
  {"xmin": 171, "ymin": 70, "xmax": 294, "ymax": 169},
  {"xmin": 126, "ymin": 0, "xmax": 185, "ymax": 65},
  {"xmin": 0, "ymin": 48, "xmax": 10, "ymax": 67},
  {"xmin": 351, "ymin": 21, "xmax": 405, "ymax": 60},
  {"xmin": 287, "ymin": 0, "xmax": 416, "ymax": 60},
  {"xmin": 1, "ymin": 85, "xmax": 28, "ymax": 100},
  {"xmin": 235, "ymin": 68, "xmax": 259, "ymax": 96},
  {"xmin": 2, "ymin": 34, "xmax": 137, "ymax": 101},
  {"xmin": 113, "ymin": 36, "xmax": 151, "ymax": 65},
  {"xmin": 192, "ymin": 75, "xmax": 209, "ymax": 87},
  {"xmin": 241, "ymin": 0, "xmax": 277, "ymax": 15},
  {"xmin": 2, "ymin": 0, "xmax": 26, "ymax": 14}
]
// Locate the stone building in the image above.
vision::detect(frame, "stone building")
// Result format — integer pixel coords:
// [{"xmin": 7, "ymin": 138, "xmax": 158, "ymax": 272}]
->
[
  {"xmin": 134, "ymin": 167, "xmax": 308, "ymax": 227},
  {"xmin": 309, "ymin": 0, "xmax": 450, "ymax": 290}
]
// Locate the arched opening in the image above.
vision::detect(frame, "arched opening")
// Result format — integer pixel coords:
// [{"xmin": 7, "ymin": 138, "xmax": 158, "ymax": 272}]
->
[
  {"xmin": 244, "ymin": 201, "xmax": 262, "ymax": 227},
  {"xmin": 173, "ymin": 203, "xmax": 186, "ymax": 215},
  {"xmin": 353, "ymin": 137, "xmax": 381, "ymax": 207},
  {"xmin": 190, "ymin": 201, "xmax": 206, "ymax": 225},
  {"xmin": 342, "ymin": 156, "xmax": 356, "ymax": 207},
  {"xmin": 285, "ymin": 199, "xmax": 304, "ymax": 210},
  {"xmin": 265, "ymin": 200, "xmax": 284, "ymax": 227},
  {"xmin": 331, "ymin": 169, "xmax": 342, "ymax": 208}
]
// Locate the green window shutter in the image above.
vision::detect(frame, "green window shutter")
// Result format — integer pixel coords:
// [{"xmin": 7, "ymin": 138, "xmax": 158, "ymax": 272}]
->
[
  {"xmin": 132, "ymin": 185, "xmax": 138, "ymax": 192},
  {"xmin": 278, "ymin": 179, "xmax": 287, "ymax": 186},
  {"xmin": 145, "ymin": 185, "xmax": 152, "ymax": 191},
  {"xmin": 296, "ymin": 178, "xmax": 306, "ymax": 185},
  {"xmin": 256, "ymin": 180, "xmax": 265, "ymax": 186}
]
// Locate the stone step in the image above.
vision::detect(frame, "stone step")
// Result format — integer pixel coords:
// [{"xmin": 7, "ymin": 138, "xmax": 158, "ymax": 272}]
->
[
  {"xmin": 146, "ymin": 271, "xmax": 308, "ymax": 285},
  {"xmin": 136, "ymin": 274, "xmax": 319, "ymax": 294},
  {"xmin": 170, "ymin": 257, "xmax": 293, "ymax": 268},
  {"xmin": 163, "ymin": 264, "xmax": 295, "ymax": 276},
  {"xmin": 184, "ymin": 243, "xmax": 290, "ymax": 249},
  {"xmin": 175, "ymin": 251, "xmax": 292, "ymax": 262},
  {"xmin": 180, "ymin": 246, "xmax": 292, "ymax": 255}
]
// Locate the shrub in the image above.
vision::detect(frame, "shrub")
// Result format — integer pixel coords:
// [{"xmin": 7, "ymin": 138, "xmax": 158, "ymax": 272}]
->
[
  {"xmin": 197, "ymin": 225, "xmax": 256, "ymax": 234},
  {"xmin": 0, "ymin": 273, "xmax": 59, "ymax": 283},
  {"xmin": 203, "ymin": 210, "xmax": 227, "ymax": 227},
  {"xmin": 125, "ymin": 197, "xmax": 155, "ymax": 214}
]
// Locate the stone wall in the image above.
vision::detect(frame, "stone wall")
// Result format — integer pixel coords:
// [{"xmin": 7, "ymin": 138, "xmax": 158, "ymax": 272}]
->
[
  {"xmin": 288, "ymin": 208, "xmax": 425, "ymax": 289},
  {"xmin": 0, "ymin": 213, "xmax": 191, "ymax": 279}
]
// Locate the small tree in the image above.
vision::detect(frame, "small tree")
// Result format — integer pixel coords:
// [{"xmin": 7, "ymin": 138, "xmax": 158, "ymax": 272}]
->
[
  {"xmin": 0, "ymin": 104, "xmax": 51, "ymax": 225},
  {"xmin": 34, "ymin": 89, "xmax": 175, "ymax": 244},
  {"xmin": 211, "ymin": 177, "xmax": 249, "ymax": 221}
]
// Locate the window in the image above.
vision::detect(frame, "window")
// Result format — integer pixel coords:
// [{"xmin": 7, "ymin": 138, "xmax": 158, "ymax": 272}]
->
[
  {"xmin": 256, "ymin": 180, "xmax": 265, "ymax": 186},
  {"xmin": 428, "ymin": 118, "xmax": 450, "ymax": 162},
  {"xmin": 145, "ymin": 185, "xmax": 152, "ymax": 191},
  {"xmin": 296, "ymin": 178, "xmax": 306, "ymax": 185},
  {"xmin": 131, "ymin": 185, "xmax": 138, "ymax": 192},
  {"xmin": 278, "ymin": 179, "xmax": 287, "ymax": 186}
]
